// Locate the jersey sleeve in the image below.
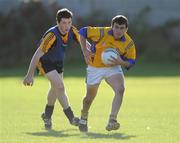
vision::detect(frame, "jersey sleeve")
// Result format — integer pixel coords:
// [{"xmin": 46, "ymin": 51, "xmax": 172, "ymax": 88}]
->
[
  {"xmin": 39, "ymin": 32, "xmax": 56, "ymax": 53},
  {"xmin": 123, "ymin": 40, "xmax": 136, "ymax": 66},
  {"xmin": 79, "ymin": 27, "xmax": 101, "ymax": 42},
  {"xmin": 72, "ymin": 26, "xmax": 80, "ymax": 44}
]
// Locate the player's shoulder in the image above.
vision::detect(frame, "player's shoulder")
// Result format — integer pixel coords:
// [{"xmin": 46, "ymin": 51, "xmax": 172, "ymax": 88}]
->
[
  {"xmin": 71, "ymin": 25, "xmax": 79, "ymax": 35},
  {"xmin": 43, "ymin": 32, "xmax": 56, "ymax": 40},
  {"xmin": 89, "ymin": 27, "xmax": 111, "ymax": 35},
  {"xmin": 87, "ymin": 26, "xmax": 110, "ymax": 30},
  {"xmin": 46, "ymin": 25, "xmax": 57, "ymax": 33},
  {"xmin": 103, "ymin": 27, "xmax": 111, "ymax": 33},
  {"xmin": 104, "ymin": 27, "xmax": 111, "ymax": 30},
  {"xmin": 124, "ymin": 33, "xmax": 133, "ymax": 42},
  {"xmin": 71, "ymin": 25, "xmax": 78, "ymax": 31},
  {"xmin": 94, "ymin": 27, "xmax": 111, "ymax": 31},
  {"xmin": 43, "ymin": 26, "xmax": 57, "ymax": 38},
  {"xmin": 124, "ymin": 33, "xmax": 135, "ymax": 49}
]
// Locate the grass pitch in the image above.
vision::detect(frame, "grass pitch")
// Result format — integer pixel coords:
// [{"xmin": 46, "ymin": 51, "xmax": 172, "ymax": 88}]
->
[{"xmin": 0, "ymin": 63, "xmax": 180, "ymax": 143}]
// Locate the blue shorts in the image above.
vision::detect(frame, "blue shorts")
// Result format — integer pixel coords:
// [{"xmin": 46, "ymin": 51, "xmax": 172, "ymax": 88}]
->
[{"xmin": 39, "ymin": 59, "xmax": 64, "ymax": 74}]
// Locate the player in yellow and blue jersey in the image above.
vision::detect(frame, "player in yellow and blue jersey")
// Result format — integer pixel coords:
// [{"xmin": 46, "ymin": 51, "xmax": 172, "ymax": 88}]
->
[
  {"xmin": 23, "ymin": 8, "xmax": 80, "ymax": 130},
  {"xmin": 78, "ymin": 15, "xmax": 136, "ymax": 132}
]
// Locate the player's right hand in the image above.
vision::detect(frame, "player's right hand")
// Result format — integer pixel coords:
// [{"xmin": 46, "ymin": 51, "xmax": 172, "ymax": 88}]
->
[{"xmin": 23, "ymin": 75, "xmax": 34, "ymax": 86}]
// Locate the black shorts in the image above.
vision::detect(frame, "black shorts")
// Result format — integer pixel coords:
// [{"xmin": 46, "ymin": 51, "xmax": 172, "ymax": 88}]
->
[{"xmin": 40, "ymin": 60, "xmax": 64, "ymax": 74}]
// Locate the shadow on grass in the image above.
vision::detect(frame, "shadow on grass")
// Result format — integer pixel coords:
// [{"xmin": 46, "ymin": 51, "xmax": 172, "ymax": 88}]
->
[
  {"xmin": 25, "ymin": 129, "xmax": 135, "ymax": 140},
  {"xmin": 81, "ymin": 132, "xmax": 136, "ymax": 140},
  {"xmin": 25, "ymin": 129, "xmax": 79, "ymax": 138}
]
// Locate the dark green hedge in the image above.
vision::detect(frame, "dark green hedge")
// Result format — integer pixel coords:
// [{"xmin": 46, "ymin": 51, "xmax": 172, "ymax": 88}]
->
[{"xmin": 0, "ymin": 2, "xmax": 179, "ymax": 68}]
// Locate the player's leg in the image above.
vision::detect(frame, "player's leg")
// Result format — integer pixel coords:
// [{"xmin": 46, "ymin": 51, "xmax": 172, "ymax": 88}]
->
[
  {"xmin": 79, "ymin": 66, "xmax": 104, "ymax": 132},
  {"xmin": 46, "ymin": 71, "xmax": 69, "ymax": 108},
  {"xmin": 82, "ymin": 84, "xmax": 99, "ymax": 118},
  {"xmin": 41, "ymin": 85, "xmax": 56, "ymax": 129},
  {"xmin": 38, "ymin": 61, "xmax": 58, "ymax": 129},
  {"xmin": 47, "ymin": 84, "xmax": 57, "ymax": 105},
  {"xmin": 46, "ymin": 70, "xmax": 79, "ymax": 126},
  {"xmin": 58, "ymin": 73, "xmax": 79, "ymax": 126},
  {"xmin": 105, "ymin": 73, "xmax": 125, "ymax": 131},
  {"xmin": 79, "ymin": 84, "xmax": 99, "ymax": 132}
]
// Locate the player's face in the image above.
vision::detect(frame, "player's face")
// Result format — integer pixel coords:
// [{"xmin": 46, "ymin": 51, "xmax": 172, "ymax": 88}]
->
[
  {"xmin": 112, "ymin": 23, "xmax": 127, "ymax": 39},
  {"xmin": 58, "ymin": 18, "xmax": 72, "ymax": 35}
]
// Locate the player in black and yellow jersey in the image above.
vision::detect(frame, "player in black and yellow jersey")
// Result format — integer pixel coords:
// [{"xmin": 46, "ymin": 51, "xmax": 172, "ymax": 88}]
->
[{"xmin": 23, "ymin": 8, "xmax": 80, "ymax": 130}]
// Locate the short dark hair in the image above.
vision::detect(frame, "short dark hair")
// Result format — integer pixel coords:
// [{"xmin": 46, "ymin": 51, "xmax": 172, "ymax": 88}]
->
[
  {"xmin": 56, "ymin": 8, "xmax": 73, "ymax": 23},
  {"xmin": 111, "ymin": 15, "xmax": 128, "ymax": 27}
]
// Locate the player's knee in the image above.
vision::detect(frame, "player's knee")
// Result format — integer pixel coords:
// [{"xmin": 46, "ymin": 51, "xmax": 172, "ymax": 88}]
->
[
  {"xmin": 114, "ymin": 85, "xmax": 125, "ymax": 95},
  {"xmin": 83, "ymin": 96, "xmax": 93, "ymax": 105},
  {"xmin": 51, "ymin": 81, "xmax": 65, "ymax": 91},
  {"xmin": 56, "ymin": 85, "xmax": 65, "ymax": 92},
  {"xmin": 47, "ymin": 95, "xmax": 56, "ymax": 104}
]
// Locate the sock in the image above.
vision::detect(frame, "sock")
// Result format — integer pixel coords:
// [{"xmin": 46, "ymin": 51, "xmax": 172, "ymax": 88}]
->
[
  {"xmin": 81, "ymin": 109, "xmax": 88, "ymax": 120},
  {"xmin": 109, "ymin": 114, "xmax": 117, "ymax": 121},
  {"xmin": 45, "ymin": 104, "xmax": 54, "ymax": 119},
  {"xmin": 63, "ymin": 106, "xmax": 74, "ymax": 123}
]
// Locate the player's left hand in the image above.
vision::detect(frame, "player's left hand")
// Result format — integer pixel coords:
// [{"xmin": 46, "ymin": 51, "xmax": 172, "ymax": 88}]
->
[
  {"xmin": 108, "ymin": 55, "xmax": 124, "ymax": 66},
  {"xmin": 107, "ymin": 48, "xmax": 124, "ymax": 66}
]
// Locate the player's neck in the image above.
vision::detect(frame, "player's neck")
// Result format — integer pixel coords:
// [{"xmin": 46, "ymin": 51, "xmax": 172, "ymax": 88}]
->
[
  {"xmin": 58, "ymin": 27, "xmax": 67, "ymax": 36},
  {"xmin": 113, "ymin": 33, "xmax": 124, "ymax": 40}
]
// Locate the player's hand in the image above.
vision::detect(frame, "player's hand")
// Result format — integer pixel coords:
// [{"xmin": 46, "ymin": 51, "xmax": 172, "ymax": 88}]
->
[
  {"xmin": 108, "ymin": 55, "xmax": 124, "ymax": 66},
  {"xmin": 107, "ymin": 48, "xmax": 122, "ymax": 66},
  {"xmin": 23, "ymin": 75, "xmax": 34, "ymax": 86}
]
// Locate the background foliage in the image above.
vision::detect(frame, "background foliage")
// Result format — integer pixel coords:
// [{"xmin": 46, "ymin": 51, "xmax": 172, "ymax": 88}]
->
[{"xmin": 0, "ymin": 1, "xmax": 180, "ymax": 68}]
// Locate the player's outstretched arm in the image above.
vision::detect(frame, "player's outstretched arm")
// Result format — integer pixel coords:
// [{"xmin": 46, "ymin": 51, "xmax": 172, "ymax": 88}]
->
[{"xmin": 23, "ymin": 48, "xmax": 44, "ymax": 86}]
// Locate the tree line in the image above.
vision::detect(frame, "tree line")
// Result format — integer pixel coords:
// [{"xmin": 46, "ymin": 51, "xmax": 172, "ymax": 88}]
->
[{"xmin": 0, "ymin": 1, "xmax": 179, "ymax": 68}]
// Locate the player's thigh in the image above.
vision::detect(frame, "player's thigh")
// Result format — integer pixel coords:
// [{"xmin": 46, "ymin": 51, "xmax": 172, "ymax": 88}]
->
[
  {"xmin": 45, "ymin": 70, "xmax": 64, "ymax": 89},
  {"xmin": 47, "ymin": 86, "xmax": 57, "ymax": 97},
  {"xmin": 105, "ymin": 74, "xmax": 125, "ymax": 92},
  {"xmin": 86, "ymin": 84, "xmax": 99, "ymax": 96},
  {"xmin": 84, "ymin": 84, "xmax": 100, "ymax": 101},
  {"xmin": 86, "ymin": 66, "xmax": 104, "ymax": 85}
]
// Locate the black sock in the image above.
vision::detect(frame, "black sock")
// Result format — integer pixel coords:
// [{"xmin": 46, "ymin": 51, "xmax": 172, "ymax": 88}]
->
[
  {"xmin": 45, "ymin": 104, "xmax": 54, "ymax": 119},
  {"xmin": 81, "ymin": 117, "xmax": 87, "ymax": 121},
  {"xmin": 63, "ymin": 106, "xmax": 74, "ymax": 123}
]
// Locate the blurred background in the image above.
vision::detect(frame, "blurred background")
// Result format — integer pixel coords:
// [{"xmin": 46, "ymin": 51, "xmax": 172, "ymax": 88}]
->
[{"xmin": 0, "ymin": 0, "xmax": 180, "ymax": 74}]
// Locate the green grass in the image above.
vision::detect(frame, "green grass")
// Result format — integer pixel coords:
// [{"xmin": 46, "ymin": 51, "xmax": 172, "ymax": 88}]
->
[{"xmin": 0, "ymin": 64, "xmax": 180, "ymax": 143}]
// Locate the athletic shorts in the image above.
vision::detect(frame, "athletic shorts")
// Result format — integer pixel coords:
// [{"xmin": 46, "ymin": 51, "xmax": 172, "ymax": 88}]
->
[
  {"xmin": 86, "ymin": 65, "xmax": 124, "ymax": 85},
  {"xmin": 38, "ymin": 59, "xmax": 64, "ymax": 74}
]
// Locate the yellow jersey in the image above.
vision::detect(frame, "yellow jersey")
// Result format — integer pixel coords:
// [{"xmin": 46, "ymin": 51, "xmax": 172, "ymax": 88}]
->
[{"xmin": 79, "ymin": 26, "xmax": 136, "ymax": 68}]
